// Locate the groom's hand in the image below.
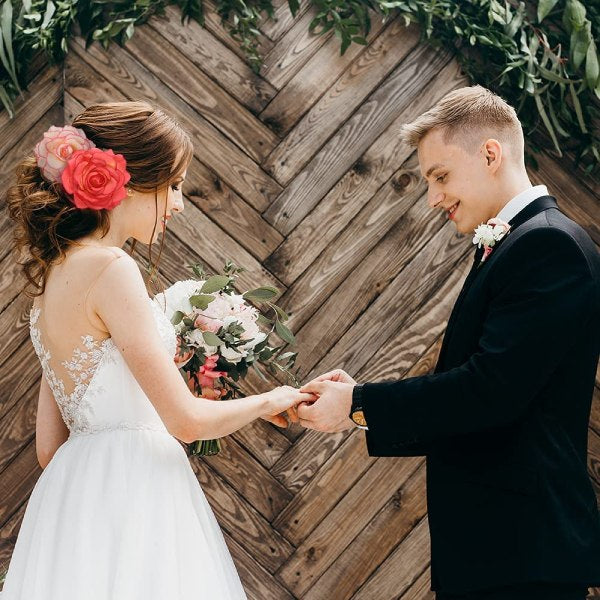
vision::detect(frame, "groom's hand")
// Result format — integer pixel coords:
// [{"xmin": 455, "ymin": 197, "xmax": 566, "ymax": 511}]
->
[
  {"xmin": 310, "ymin": 369, "xmax": 357, "ymax": 385},
  {"xmin": 297, "ymin": 380, "xmax": 355, "ymax": 432}
]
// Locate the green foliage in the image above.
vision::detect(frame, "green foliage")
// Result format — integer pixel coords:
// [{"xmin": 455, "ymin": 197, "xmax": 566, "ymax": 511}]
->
[{"xmin": 1, "ymin": 0, "xmax": 598, "ymax": 166}]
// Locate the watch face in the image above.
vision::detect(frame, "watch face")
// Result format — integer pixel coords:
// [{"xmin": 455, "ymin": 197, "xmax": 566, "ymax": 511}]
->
[{"xmin": 352, "ymin": 410, "xmax": 367, "ymax": 427}]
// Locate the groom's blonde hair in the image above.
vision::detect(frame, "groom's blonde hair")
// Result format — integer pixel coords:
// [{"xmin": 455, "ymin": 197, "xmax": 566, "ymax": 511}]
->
[{"xmin": 401, "ymin": 85, "xmax": 524, "ymax": 160}]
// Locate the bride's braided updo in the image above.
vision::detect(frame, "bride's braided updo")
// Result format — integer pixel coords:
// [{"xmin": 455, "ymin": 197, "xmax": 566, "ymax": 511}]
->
[{"xmin": 5, "ymin": 101, "xmax": 193, "ymax": 299}]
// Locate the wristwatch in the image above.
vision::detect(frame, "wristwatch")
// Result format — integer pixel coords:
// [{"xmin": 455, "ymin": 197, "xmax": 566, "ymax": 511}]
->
[{"xmin": 350, "ymin": 385, "xmax": 368, "ymax": 430}]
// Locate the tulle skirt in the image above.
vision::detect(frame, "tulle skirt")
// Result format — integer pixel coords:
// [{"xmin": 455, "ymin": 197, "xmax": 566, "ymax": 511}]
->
[{"xmin": 0, "ymin": 428, "xmax": 247, "ymax": 599}]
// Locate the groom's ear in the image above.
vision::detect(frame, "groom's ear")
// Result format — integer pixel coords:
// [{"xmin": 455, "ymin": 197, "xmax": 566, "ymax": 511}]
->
[{"xmin": 482, "ymin": 138, "xmax": 502, "ymax": 172}]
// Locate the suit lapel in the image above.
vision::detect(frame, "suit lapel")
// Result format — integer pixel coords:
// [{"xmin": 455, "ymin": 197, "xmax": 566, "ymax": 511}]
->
[
  {"xmin": 474, "ymin": 195, "xmax": 559, "ymax": 270},
  {"xmin": 435, "ymin": 195, "xmax": 559, "ymax": 373}
]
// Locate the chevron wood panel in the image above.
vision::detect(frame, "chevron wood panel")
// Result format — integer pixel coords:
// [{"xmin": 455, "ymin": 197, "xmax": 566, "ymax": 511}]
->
[{"xmin": 0, "ymin": 5, "xmax": 599, "ymax": 599}]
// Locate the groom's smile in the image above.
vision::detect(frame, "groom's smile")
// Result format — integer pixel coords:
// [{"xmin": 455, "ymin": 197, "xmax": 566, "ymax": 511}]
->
[{"xmin": 446, "ymin": 201, "xmax": 460, "ymax": 221}]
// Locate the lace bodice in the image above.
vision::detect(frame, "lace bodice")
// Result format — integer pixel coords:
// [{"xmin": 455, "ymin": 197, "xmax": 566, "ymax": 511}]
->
[{"xmin": 29, "ymin": 297, "xmax": 177, "ymax": 436}]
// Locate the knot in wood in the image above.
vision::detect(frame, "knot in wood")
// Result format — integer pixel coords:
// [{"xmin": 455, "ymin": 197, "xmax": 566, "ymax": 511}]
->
[
  {"xmin": 392, "ymin": 489, "xmax": 403, "ymax": 509},
  {"xmin": 392, "ymin": 172, "xmax": 413, "ymax": 194},
  {"xmin": 352, "ymin": 159, "xmax": 370, "ymax": 176},
  {"xmin": 263, "ymin": 117, "xmax": 284, "ymax": 136}
]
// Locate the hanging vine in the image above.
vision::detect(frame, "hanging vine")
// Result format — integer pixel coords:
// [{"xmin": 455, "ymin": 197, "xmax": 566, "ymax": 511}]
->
[{"xmin": 1, "ymin": 0, "xmax": 598, "ymax": 168}]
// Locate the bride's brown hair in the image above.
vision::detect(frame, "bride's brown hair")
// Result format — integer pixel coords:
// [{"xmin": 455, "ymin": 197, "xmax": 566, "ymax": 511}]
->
[{"xmin": 5, "ymin": 100, "xmax": 194, "ymax": 299}]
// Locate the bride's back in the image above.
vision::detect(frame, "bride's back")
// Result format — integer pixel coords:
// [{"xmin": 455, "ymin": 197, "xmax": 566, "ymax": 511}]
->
[
  {"xmin": 29, "ymin": 245, "xmax": 175, "ymax": 435},
  {"xmin": 31, "ymin": 246, "xmax": 127, "ymax": 393}
]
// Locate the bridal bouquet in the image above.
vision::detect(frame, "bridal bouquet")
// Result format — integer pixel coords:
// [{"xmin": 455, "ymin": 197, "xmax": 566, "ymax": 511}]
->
[{"xmin": 154, "ymin": 261, "xmax": 298, "ymax": 456}]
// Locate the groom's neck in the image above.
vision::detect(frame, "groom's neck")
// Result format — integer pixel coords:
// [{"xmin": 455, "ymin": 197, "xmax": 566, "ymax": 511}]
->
[{"xmin": 490, "ymin": 167, "xmax": 533, "ymax": 219}]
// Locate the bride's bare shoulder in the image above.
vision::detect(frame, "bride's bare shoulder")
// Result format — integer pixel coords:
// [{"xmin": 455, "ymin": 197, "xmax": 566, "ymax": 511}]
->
[
  {"xmin": 83, "ymin": 246, "xmax": 146, "ymax": 298},
  {"xmin": 69, "ymin": 245, "xmax": 132, "ymax": 262},
  {"xmin": 60, "ymin": 245, "xmax": 138, "ymax": 277}
]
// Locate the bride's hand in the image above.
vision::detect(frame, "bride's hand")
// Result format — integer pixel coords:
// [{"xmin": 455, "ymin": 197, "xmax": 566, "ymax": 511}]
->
[{"xmin": 261, "ymin": 386, "xmax": 316, "ymax": 428}]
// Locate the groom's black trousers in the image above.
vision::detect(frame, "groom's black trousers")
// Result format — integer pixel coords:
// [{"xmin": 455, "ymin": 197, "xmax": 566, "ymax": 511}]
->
[{"xmin": 436, "ymin": 582, "xmax": 589, "ymax": 600}]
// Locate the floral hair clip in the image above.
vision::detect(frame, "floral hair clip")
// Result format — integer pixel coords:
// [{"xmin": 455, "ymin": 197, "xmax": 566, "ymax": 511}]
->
[{"xmin": 34, "ymin": 125, "xmax": 131, "ymax": 211}]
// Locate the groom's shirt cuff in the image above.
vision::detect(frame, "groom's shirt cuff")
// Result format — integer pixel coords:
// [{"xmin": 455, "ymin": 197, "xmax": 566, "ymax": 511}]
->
[{"xmin": 352, "ymin": 383, "xmax": 363, "ymax": 406}]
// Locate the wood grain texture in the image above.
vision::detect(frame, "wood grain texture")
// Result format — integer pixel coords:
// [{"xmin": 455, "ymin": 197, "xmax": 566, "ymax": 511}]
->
[
  {"xmin": 1, "ymin": 3, "xmax": 598, "ymax": 597},
  {"xmin": 0, "ymin": 66, "xmax": 62, "ymax": 162},
  {"xmin": 263, "ymin": 43, "xmax": 453, "ymax": 235},
  {"xmin": 259, "ymin": 9, "xmax": 386, "ymax": 136},
  {"xmin": 263, "ymin": 19, "xmax": 420, "ymax": 185},
  {"xmin": 153, "ymin": 5, "xmax": 277, "ymax": 113},
  {"xmin": 260, "ymin": 9, "xmax": 331, "ymax": 90},
  {"xmin": 260, "ymin": 0, "xmax": 310, "ymax": 42},
  {"xmin": 124, "ymin": 26, "xmax": 279, "ymax": 163}
]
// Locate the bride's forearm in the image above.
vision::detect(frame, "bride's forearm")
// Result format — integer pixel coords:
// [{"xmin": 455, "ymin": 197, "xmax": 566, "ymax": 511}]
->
[{"xmin": 185, "ymin": 393, "xmax": 271, "ymax": 442}]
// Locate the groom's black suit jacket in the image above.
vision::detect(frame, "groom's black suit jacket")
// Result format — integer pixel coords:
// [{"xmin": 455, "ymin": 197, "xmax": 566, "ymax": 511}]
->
[{"xmin": 361, "ymin": 196, "xmax": 600, "ymax": 594}]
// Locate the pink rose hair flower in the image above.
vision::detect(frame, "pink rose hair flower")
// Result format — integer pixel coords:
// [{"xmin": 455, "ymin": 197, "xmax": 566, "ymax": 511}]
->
[
  {"xmin": 61, "ymin": 148, "xmax": 131, "ymax": 210},
  {"xmin": 34, "ymin": 125, "xmax": 95, "ymax": 183}
]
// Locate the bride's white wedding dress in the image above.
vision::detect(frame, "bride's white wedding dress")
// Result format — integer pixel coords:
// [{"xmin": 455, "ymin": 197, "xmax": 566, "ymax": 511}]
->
[{"xmin": 0, "ymin": 295, "xmax": 247, "ymax": 599}]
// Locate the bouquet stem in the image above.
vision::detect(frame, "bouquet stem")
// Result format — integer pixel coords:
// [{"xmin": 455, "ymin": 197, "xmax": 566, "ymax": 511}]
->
[{"xmin": 190, "ymin": 438, "xmax": 222, "ymax": 456}]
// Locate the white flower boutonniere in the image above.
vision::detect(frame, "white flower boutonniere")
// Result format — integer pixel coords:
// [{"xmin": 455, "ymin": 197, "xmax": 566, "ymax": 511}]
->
[{"xmin": 472, "ymin": 218, "xmax": 511, "ymax": 263}]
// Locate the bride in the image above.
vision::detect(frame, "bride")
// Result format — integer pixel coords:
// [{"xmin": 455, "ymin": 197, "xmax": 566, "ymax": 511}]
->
[{"xmin": 1, "ymin": 101, "xmax": 310, "ymax": 598}]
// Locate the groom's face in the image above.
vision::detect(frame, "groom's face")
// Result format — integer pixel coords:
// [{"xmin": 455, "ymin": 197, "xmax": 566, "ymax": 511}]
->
[{"xmin": 418, "ymin": 128, "xmax": 498, "ymax": 234}]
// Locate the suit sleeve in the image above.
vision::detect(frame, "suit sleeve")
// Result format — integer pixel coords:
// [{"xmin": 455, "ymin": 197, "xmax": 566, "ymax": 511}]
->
[{"xmin": 362, "ymin": 226, "xmax": 598, "ymax": 449}]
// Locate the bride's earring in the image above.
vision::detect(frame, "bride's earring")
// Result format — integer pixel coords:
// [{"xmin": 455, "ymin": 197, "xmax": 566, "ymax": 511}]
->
[{"xmin": 126, "ymin": 187, "xmax": 134, "ymax": 197}]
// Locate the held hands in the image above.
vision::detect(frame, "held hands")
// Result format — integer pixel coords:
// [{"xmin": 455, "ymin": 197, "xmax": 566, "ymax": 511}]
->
[
  {"xmin": 296, "ymin": 369, "xmax": 357, "ymax": 433},
  {"xmin": 261, "ymin": 385, "xmax": 316, "ymax": 428}
]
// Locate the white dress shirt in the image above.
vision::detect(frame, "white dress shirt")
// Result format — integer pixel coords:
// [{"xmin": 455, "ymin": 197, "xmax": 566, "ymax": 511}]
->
[{"xmin": 495, "ymin": 184, "xmax": 549, "ymax": 223}]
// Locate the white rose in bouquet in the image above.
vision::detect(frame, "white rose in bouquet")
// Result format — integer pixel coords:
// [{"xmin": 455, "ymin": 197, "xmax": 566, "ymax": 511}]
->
[{"xmin": 153, "ymin": 279, "xmax": 204, "ymax": 320}]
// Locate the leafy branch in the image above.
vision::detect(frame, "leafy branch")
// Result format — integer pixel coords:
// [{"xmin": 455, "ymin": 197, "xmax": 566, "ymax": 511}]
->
[{"xmin": 1, "ymin": 0, "xmax": 598, "ymax": 168}]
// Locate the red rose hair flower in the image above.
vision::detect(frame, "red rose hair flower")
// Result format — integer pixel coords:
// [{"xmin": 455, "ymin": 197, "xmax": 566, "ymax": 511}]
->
[{"xmin": 61, "ymin": 148, "xmax": 131, "ymax": 210}]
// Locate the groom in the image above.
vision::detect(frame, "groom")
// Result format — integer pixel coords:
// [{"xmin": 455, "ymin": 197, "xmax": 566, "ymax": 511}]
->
[{"xmin": 297, "ymin": 86, "xmax": 600, "ymax": 600}]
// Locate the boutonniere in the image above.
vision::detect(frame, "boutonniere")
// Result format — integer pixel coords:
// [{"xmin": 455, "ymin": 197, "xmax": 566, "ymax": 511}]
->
[{"xmin": 472, "ymin": 218, "xmax": 511, "ymax": 264}]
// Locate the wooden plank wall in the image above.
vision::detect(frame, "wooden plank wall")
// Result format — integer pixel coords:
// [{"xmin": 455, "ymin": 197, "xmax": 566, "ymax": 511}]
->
[{"xmin": 1, "ymin": 4, "xmax": 599, "ymax": 598}]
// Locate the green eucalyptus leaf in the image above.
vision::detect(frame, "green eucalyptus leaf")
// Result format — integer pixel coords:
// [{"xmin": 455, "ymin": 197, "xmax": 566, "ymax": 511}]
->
[
  {"xmin": 256, "ymin": 314, "xmax": 273, "ymax": 327},
  {"xmin": 190, "ymin": 293, "xmax": 215, "ymax": 310},
  {"xmin": 533, "ymin": 89, "xmax": 562, "ymax": 156},
  {"xmin": 0, "ymin": 82, "xmax": 14, "ymax": 117},
  {"xmin": 564, "ymin": 0, "xmax": 586, "ymax": 30},
  {"xmin": 0, "ymin": 0, "xmax": 19, "ymax": 89},
  {"xmin": 546, "ymin": 91, "xmax": 570, "ymax": 137},
  {"xmin": 171, "ymin": 310, "xmax": 185, "ymax": 325},
  {"xmin": 200, "ymin": 275, "xmax": 230, "ymax": 294},
  {"xmin": 571, "ymin": 24, "xmax": 590, "ymax": 70},
  {"xmin": 202, "ymin": 331, "xmax": 223, "ymax": 346},
  {"xmin": 568, "ymin": 82, "xmax": 588, "ymax": 133},
  {"xmin": 537, "ymin": 0, "xmax": 559, "ymax": 23},
  {"xmin": 275, "ymin": 320, "xmax": 295, "ymax": 344},
  {"xmin": 537, "ymin": 65, "xmax": 576, "ymax": 84},
  {"xmin": 41, "ymin": 0, "xmax": 56, "ymax": 29},
  {"xmin": 259, "ymin": 348, "xmax": 273, "ymax": 361},
  {"xmin": 270, "ymin": 303, "xmax": 289, "ymax": 322},
  {"xmin": 242, "ymin": 286, "xmax": 279, "ymax": 301},
  {"xmin": 585, "ymin": 38, "xmax": 599, "ymax": 90}
]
